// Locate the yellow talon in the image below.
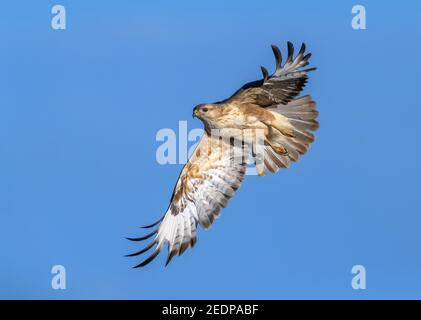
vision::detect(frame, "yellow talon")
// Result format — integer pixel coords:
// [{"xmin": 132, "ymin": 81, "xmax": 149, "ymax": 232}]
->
[
  {"xmin": 266, "ymin": 138, "xmax": 288, "ymax": 155},
  {"xmin": 274, "ymin": 145, "xmax": 288, "ymax": 155},
  {"xmin": 281, "ymin": 128, "xmax": 294, "ymax": 138}
]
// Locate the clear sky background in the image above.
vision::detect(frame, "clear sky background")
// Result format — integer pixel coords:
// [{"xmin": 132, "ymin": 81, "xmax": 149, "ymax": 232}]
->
[{"xmin": 1, "ymin": 1, "xmax": 421, "ymax": 299}]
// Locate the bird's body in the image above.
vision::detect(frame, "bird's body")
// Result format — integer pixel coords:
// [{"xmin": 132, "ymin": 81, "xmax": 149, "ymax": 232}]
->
[{"xmin": 127, "ymin": 42, "xmax": 319, "ymax": 267}]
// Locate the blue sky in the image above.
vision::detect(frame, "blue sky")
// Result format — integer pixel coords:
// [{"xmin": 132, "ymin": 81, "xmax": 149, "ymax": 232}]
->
[{"xmin": 1, "ymin": 0, "xmax": 421, "ymax": 299}]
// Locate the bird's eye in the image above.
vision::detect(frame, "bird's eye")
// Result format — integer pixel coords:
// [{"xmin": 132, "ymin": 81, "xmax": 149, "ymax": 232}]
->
[{"xmin": 202, "ymin": 108, "xmax": 208, "ymax": 112}]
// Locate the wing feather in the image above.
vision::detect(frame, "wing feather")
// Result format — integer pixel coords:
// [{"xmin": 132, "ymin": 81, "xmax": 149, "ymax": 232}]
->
[
  {"xmin": 127, "ymin": 134, "xmax": 247, "ymax": 267},
  {"xmin": 224, "ymin": 42, "xmax": 316, "ymax": 107}
]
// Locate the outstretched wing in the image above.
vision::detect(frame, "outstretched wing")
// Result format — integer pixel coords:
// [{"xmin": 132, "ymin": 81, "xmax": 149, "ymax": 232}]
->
[
  {"xmin": 127, "ymin": 134, "xmax": 247, "ymax": 267},
  {"xmin": 224, "ymin": 42, "xmax": 315, "ymax": 107}
]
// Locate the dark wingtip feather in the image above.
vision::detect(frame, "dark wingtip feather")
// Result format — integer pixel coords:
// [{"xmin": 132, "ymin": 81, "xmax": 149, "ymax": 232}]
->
[
  {"xmin": 303, "ymin": 67, "xmax": 317, "ymax": 73},
  {"xmin": 125, "ymin": 240, "xmax": 156, "ymax": 257},
  {"xmin": 287, "ymin": 41, "xmax": 294, "ymax": 63},
  {"xmin": 179, "ymin": 242, "xmax": 189, "ymax": 256},
  {"xmin": 126, "ymin": 229, "xmax": 157, "ymax": 242},
  {"xmin": 299, "ymin": 43, "xmax": 306, "ymax": 55},
  {"xmin": 133, "ymin": 248, "xmax": 161, "ymax": 268},
  {"xmin": 165, "ymin": 250, "xmax": 177, "ymax": 267},
  {"xmin": 271, "ymin": 44, "xmax": 282, "ymax": 70},
  {"xmin": 260, "ymin": 66, "xmax": 269, "ymax": 81},
  {"xmin": 141, "ymin": 215, "xmax": 165, "ymax": 229},
  {"xmin": 190, "ymin": 237, "xmax": 197, "ymax": 248},
  {"xmin": 303, "ymin": 52, "xmax": 312, "ymax": 60}
]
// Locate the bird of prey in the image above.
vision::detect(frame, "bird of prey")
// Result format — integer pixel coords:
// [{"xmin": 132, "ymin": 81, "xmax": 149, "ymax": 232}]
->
[{"xmin": 127, "ymin": 42, "xmax": 319, "ymax": 267}]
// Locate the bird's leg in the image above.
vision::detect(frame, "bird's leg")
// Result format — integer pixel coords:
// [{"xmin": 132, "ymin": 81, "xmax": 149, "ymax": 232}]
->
[
  {"xmin": 261, "ymin": 122, "xmax": 289, "ymax": 156},
  {"xmin": 262, "ymin": 119, "xmax": 294, "ymax": 138}
]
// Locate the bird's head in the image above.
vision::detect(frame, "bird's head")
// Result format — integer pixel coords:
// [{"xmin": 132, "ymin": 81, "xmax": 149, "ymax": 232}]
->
[{"xmin": 192, "ymin": 104, "xmax": 221, "ymax": 123}]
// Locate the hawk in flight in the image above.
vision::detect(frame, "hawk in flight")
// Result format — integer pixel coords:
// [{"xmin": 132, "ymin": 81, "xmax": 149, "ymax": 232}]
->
[{"xmin": 127, "ymin": 42, "xmax": 319, "ymax": 267}]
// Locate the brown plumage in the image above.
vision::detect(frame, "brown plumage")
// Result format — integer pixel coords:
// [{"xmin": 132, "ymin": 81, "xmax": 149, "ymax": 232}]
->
[{"xmin": 127, "ymin": 41, "xmax": 319, "ymax": 267}]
